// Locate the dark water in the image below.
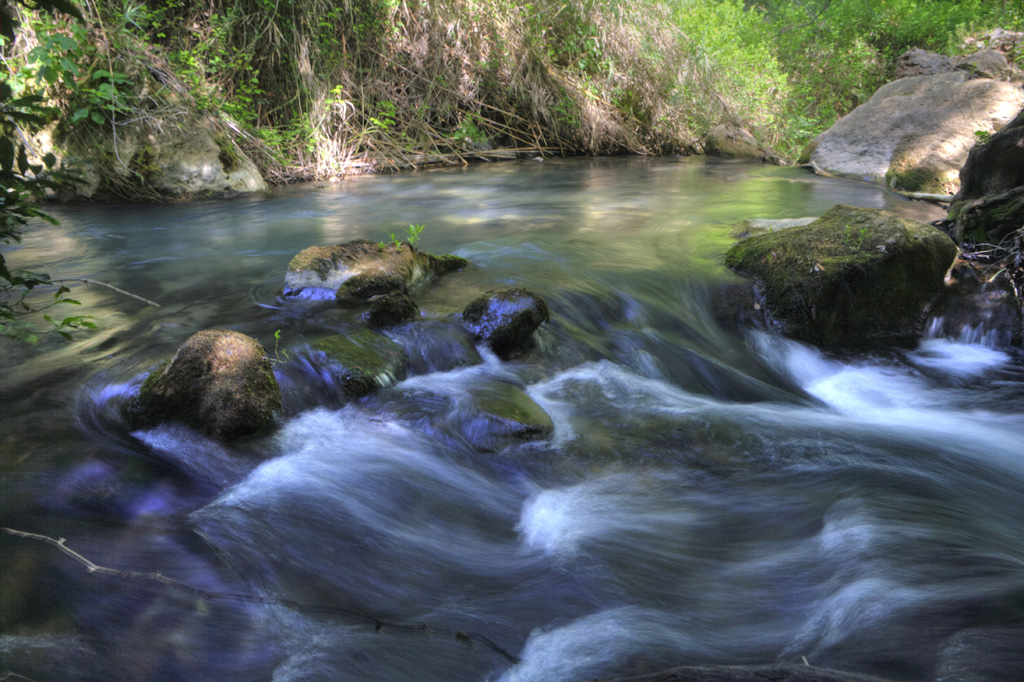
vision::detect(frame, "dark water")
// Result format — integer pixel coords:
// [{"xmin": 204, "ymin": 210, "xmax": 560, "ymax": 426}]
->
[{"xmin": 2, "ymin": 157, "xmax": 1022, "ymax": 682}]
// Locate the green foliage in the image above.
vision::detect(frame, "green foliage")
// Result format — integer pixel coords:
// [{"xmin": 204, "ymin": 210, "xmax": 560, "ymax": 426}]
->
[
  {"xmin": 406, "ymin": 223, "xmax": 424, "ymax": 246},
  {"xmin": 1, "ymin": 0, "xmax": 100, "ymax": 342},
  {"xmin": 753, "ymin": 0, "xmax": 1023, "ymax": 156}
]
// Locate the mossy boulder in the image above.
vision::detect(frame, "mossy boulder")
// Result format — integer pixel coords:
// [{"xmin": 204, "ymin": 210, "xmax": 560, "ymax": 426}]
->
[
  {"xmin": 462, "ymin": 287, "xmax": 549, "ymax": 357},
  {"xmin": 124, "ymin": 330, "xmax": 280, "ymax": 440},
  {"xmin": 312, "ymin": 329, "xmax": 409, "ymax": 397},
  {"xmin": 283, "ymin": 239, "xmax": 468, "ymax": 302},
  {"xmin": 725, "ymin": 205, "xmax": 958, "ymax": 347},
  {"xmin": 362, "ymin": 290, "xmax": 420, "ymax": 328}
]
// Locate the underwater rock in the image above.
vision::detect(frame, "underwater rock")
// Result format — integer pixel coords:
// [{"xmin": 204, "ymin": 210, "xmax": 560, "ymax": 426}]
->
[
  {"xmin": 462, "ymin": 287, "xmax": 549, "ymax": 357},
  {"xmin": 362, "ymin": 290, "xmax": 420, "ymax": 328},
  {"xmin": 312, "ymin": 329, "xmax": 409, "ymax": 397},
  {"xmin": 125, "ymin": 330, "xmax": 280, "ymax": 440},
  {"xmin": 725, "ymin": 205, "xmax": 958, "ymax": 347},
  {"xmin": 283, "ymin": 239, "xmax": 467, "ymax": 302},
  {"xmin": 459, "ymin": 382, "xmax": 554, "ymax": 452}
]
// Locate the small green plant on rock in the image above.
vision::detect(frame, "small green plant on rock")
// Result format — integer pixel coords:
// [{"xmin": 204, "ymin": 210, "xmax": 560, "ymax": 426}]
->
[
  {"xmin": 406, "ymin": 223, "xmax": 424, "ymax": 247},
  {"xmin": 843, "ymin": 223, "xmax": 869, "ymax": 249}
]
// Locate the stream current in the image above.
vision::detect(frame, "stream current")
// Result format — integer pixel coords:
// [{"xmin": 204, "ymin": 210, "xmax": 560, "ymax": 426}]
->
[{"xmin": 1, "ymin": 158, "xmax": 1022, "ymax": 681}]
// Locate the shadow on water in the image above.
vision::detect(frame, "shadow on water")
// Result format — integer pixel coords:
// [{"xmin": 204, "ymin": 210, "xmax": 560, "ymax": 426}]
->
[{"xmin": 2, "ymin": 158, "xmax": 1023, "ymax": 681}]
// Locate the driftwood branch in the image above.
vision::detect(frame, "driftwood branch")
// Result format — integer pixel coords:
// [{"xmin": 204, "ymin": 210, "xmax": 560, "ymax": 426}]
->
[
  {"xmin": 51, "ymin": 278, "xmax": 161, "ymax": 307},
  {"xmin": 1, "ymin": 527, "xmax": 518, "ymax": 664},
  {"xmin": 896, "ymin": 191, "xmax": 954, "ymax": 204}
]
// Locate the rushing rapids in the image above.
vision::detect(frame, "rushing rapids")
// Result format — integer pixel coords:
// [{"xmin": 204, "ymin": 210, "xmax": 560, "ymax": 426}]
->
[{"xmin": 1, "ymin": 158, "xmax": 1021, "ymax": 682}]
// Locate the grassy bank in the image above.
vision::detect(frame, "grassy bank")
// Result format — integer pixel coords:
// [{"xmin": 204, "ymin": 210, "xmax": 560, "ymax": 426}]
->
[{"xmin": 3, "ymin": 0, "xmax": 1021, "ymax": 184}]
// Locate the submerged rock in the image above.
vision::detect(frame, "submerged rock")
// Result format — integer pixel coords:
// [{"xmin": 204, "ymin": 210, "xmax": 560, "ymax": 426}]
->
[
  {"xmin": 283, "ymin": 239, "xmax": 468, "ymax": 302},
  {"xmin": 462, "ymin": 287, "xmax": 549, "ymax": 357},
  {"xmin": 725, "ymin": 205, "xmax": 958, "ymax": 347},
  {"xmin": 125, "ymin": 330, "xmax": 280, "ymax": 440},
  {"xmin": 947, "ymin": 107, "xmax": 1024, "ymax": 244},
  {"xmin": 460, "ymin": 383, "xmax": 554, "ymax": 452},
  {"xmin": 312, "ymin": 329, "xmax": 409, "ymax": 397}
]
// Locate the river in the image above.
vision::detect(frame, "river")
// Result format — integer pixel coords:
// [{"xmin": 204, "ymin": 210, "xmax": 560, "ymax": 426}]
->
[{"xmin": 1, "ymin": 157, "xmax": 1022, "ymax": 681}]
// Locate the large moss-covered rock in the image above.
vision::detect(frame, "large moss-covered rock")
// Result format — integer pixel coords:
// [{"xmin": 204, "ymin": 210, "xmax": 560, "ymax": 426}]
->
[
  {"xmin": 947, "ymin": 108, "xmax": 1024, "ymax": 243},
  {"xmin": 725, "ymin": 205, "xmax": 958, "ymax": 347},
  {"xmin": 125, "ymin": 330, "xmax": 280, "ymax": 439},
  {"xmin": 462, "ymin": 287, "xmax": 549, "ymax": 357},
  {"xmin": 283, "ymin": 239, "xmax": 468, "ymax": 302},
  {"xmin": 312, "ymin": 329, "xmax": 409, "ymax": 397},
  {"xmin": 39, "ymin": 111, "xmax": 266, "ymax": 201}
]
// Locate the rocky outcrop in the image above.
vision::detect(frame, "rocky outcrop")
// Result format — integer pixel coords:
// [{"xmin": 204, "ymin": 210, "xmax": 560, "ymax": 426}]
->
[
  {"xmin": 38, "ymin": 113, "xmax": 266, "ymax": 201},
  {"xmin": 704, "ymin": 123, "xmax": 783, "ymax": 164},
  {"xmin": 312, "ymin": 329, "xmax": 409, "ymax": 397},
  {"xmin": 803, "ymin": 51, "xmax": 1023, "ymax": 194},
  {"xmin": 284, "ymin": 239, "xmax": 468, "ymax": 302},
  {"xmin": 946, "ymin": 107, "xmax": 1024, "ymax": 244},
  {"xmin": 124, "ymin": 330, "xmax": 280, "ymax": 439},
  {"xmin": 725, "ymin": 205, "xmax": 958, "ymax": 347},
  {"xmin": 462, "ymin": 287, "xmax": 549, "ymax": 357}
]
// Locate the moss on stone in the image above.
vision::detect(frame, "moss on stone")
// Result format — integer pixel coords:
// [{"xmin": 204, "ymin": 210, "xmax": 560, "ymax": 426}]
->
[
  {"xmin": 429, "ymin": 253, "xmax": 469, "ymax": 275},
  {"xmin": 725, "ymin": 204, "xmax": 958, "ymax": 346},
  {"xmin": 362, "ymin": 290, "xmax": 420, "ymax": 328},
  {"xmin": 126, "ymin": 330, "xmax": 281, "ymax": 440},
  {"xmin": 313, "ymin": 329, "xmax": 409, "ymax": 397},
  {"xmin": 886, "ymin": 149, "xmax": 953, "ymax": 194}
]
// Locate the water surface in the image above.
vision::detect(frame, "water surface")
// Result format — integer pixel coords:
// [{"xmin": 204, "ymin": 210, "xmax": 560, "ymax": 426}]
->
[{"xmin": 2, "ymin": 157, "xmax": 1021, "ymax": 682}]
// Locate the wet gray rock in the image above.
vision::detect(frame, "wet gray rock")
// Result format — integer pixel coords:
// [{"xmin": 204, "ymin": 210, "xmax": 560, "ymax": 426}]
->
[
  {"xmin": 462, "ymin": 287, "xmax": 549, "ymax": 357},
  {"xmin": 124, "ymin": 330, "xmax": 280, "ymax": 440}
]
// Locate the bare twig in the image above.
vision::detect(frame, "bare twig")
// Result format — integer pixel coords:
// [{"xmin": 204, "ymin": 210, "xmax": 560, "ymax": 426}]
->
[
  {"xmin": 51, "ymin": 278, "xmax": 161, "ymax": 308},
  {"xmin": 1, "ymin": 526, "xmax": 519, "ymax": 664}
]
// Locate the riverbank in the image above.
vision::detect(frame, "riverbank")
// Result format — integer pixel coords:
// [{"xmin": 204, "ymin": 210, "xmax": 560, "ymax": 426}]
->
[{"xmin": 5, "ymin": 1, "xmax": 1020, "ymax": 202}]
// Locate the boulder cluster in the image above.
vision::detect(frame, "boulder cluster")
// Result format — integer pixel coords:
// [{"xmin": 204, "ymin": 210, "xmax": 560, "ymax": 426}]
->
[{"xmin": 125, "ymin": 239, "xmax": 551, "ymax": 443}]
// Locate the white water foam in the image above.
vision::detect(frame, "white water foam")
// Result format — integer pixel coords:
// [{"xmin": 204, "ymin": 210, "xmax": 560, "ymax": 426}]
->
[{"xmin": 909, "ymin": 338, "xmax": 1011, "ymax": 376}]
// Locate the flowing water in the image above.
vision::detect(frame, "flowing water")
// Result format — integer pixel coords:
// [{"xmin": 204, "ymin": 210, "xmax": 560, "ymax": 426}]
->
[{"xmin": 1, "ymin": 158, "xmax": 1022, "ymax": 682}]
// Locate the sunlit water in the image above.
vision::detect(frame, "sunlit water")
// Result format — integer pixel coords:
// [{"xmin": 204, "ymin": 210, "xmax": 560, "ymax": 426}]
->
[{"xmin": 2, "ymin": 158, "xmax": 1022, "ymax": 682}]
